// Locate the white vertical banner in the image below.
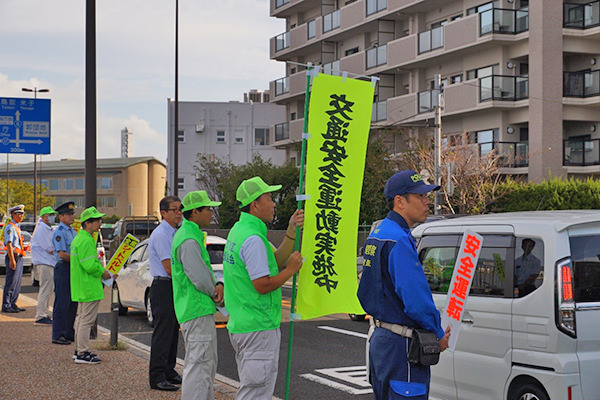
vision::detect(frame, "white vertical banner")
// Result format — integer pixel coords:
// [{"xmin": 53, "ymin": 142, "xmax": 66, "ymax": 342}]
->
[{"xmin": 440, "ymin": 229, "xmax": 484, "ymax": 350}]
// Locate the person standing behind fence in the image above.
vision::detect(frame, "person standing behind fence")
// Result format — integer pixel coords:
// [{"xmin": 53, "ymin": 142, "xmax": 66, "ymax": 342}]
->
[
  {"xmin": 2, "ymin": 205, "xmax": 27, "ymax": 313},
  {"xmin": 52, "ymin": 202, "xmax": 78, "ymax": 345},
  {"xmin": 31, "ymin": 206, "xmax": 58, "ymax": 325},
  {"xmin": 148, "ymin": 196, "xmax": 183, "ymax": 392}
]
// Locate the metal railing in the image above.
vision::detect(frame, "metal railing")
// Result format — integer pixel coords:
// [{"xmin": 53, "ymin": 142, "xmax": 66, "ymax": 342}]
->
[
  {"xmin": 418, "ymin": 26, "xmax": 444, "ymax": 54},
  {"xmin": 367, "ymin": 0, "xmax": 387, "ymax": 16},
  {"xmin": 564, "ymin": 138, "xmax": 600, "ymax": 166},
  {"xmin": 564, "ymin": 70, "xmax": 600, "ymax": 97},
  {"xmin": 274, "ymin": 77, "xmax": 290, "ymax": 96},
  {"xmin": 275, "ymin": 31, "xmax": 290, "ymax": 52},
  {"xmin": 488, "ymin": 141, "xmax": 529, "ymax": 167},
  {"xmin": 322, "ymin": 60, "xmax": 341, "ymax": 76},
  {"xmin": 479, "ymin": 75, "xmax": 529, "ymax": 101},
  {"xmin": 372, "ymin": 100, "xmax": 387, "ymax": 122},
  {"xmin": 275, "ymin": 0, "xmax": 290, "ymax": 8},
  {"xmin": 480, "ymin": 8, "xmax": 529, "ymax": 35},
  {"xmin": 366, "ymin": 45, "xmax": 387, "ymax": 69},
  {"xmin": 564, "ymin": 1, "xmax": 600, "ymax": 28},
  {"xmin": 417, "ymin": 90, "xmax": 441, "ymax": 113},
  {"xmin": 307, "ymin": 20, "xmax": 316, "ymax": 39},
  {"xmin": 275, "ymin": 122, "xmax": 290, "ymax": 142},
  {"xmin": 323, "ymin": 10, "xmax": 340, "ymax": 33}
]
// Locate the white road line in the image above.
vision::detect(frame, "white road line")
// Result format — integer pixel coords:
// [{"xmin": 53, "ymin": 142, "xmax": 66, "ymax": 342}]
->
[
  {"xmin": 300, "ymin": 373, "xmax": 373, "ymax": 395},
  {"xmin": 317, "ymin": 325, "xmax": 368, "ymax": 339}
]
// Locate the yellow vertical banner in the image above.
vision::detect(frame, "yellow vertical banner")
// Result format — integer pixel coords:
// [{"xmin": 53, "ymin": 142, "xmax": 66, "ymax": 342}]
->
[{"xmin": 297, "ymin": 73, "xmax": 374, "ymax": 319}]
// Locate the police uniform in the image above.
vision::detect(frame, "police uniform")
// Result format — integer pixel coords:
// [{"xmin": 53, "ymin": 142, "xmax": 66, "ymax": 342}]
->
[
  {"xmin": 358, "ymin": 171, "xmax": 445, "ymax": 400},
  {"xmin": 2, "ymin": 205, "xmax": 27, "ymax": 313},
  {"xmin": 51, "ymin": 202, "xmax": 78, "ymax": 344}
]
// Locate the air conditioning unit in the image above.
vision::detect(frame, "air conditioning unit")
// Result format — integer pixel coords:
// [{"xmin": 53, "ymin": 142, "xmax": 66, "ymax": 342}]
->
[{"xmin": 195, "ymin": 121, "xmax": 205, "ymax": 133}]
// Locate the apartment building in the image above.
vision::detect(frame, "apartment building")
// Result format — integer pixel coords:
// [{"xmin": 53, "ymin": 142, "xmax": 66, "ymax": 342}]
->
[
  {"xmin": 269, "ymin": 0, "xmax": 600, "ymax": 182},
  {"xmin": 1, "ymin": 156, "xmax": 166, "ymax": 218},
  {"xmin": 167, "ymin": 91, "xmax": 287, "ymax": 194}
]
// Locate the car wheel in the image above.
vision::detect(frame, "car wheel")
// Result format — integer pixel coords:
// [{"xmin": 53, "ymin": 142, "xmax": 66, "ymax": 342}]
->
[
  {"xmin": 145, "ymin": 293, "xmax": 154, "ymax": 328},
  {"xmin": 116, "ymin": 286, "xmax": 128, "ymax": 316},
  {"xmin": 511, "ymin": 383, "xmax": 549, "ymax": 400},
  {"xmin": 349, "ymin": 313, "xmax": 366, "ymax": 321}
]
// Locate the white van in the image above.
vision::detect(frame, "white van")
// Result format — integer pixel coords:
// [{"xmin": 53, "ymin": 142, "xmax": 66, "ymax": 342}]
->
[{"xmin": 411, "ymin": 211, "xmax": 600, "ymax": 400}]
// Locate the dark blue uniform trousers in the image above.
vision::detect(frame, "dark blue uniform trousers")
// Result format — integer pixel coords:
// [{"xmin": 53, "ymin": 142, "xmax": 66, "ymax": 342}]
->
[
  {"xmin": 369, "ymin": 327, "xmax": 431, "ymax": 400},
  {"xmin": 2, "ymin": 254, "xmax": 23, "ymax": 311},
  {"xmin": 52, "ymin": 260, "xmax": 77, "ymax": 341},
  {"xmin": 149, "ymin": 278, "xmax": 180, "ymax": 385}
]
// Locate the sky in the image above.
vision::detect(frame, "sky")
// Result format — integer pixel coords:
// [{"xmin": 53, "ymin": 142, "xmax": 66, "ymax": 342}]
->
[{"xmin": 0, "ymin": 0, "xmax": 284, "ymax": 165}]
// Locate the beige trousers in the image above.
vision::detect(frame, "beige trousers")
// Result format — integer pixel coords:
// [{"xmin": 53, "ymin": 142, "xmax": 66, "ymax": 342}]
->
[
  {"xmin": 34, "ymin": 264, "xmax": 54, "ymax": 320},
  {"xmin": 74, "ymin": 300, "xmax": 100, "ymax": 354}
]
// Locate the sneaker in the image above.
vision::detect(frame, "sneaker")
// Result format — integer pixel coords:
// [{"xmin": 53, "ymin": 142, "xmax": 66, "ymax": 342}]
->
[
  {"xmin": 34, "ymin": 317, "xmax": 53, "ymax": 326},
  {"xmin": 75, "ymin": 351, "xmax": 101, "ymax": 364},
  {"xmin": 73, "ymin": 351, "xmax": 97, "ymax": 360}
]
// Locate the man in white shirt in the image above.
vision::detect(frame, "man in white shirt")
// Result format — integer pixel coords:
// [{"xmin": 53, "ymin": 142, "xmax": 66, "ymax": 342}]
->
[
  {"xmin": 31, "ymin": 207, "xmax": 58, "ymax": 325},
  {"xmin": 515, "ymin": 238, "xmax": 542, "ymax": 297}
]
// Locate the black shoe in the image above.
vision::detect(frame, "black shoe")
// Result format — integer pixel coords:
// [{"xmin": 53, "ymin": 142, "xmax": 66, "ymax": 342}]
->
[
  {"xmin": 2, "ymin": 308, "xmax": 18, "ymax": 313},
  {"xmin": 52, "ymin": 336, "xmax": 71, "ymax": 345},
  {"xmin": 33, "ymin": 279, "xmax": 40, "ymax": 287},
  {"xmin": 13, "ymin": 306, "xmax": 26, "ymax": 312},
  {"xmin": 166, "ymin": 374, "xmax": 182, "ymax": 385},
  {"xmin": 150, "ymin": 381, "xmax": 180, "ymax": 391}
]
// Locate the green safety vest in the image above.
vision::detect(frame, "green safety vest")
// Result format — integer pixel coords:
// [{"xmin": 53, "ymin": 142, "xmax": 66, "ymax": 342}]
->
[
  {"xmin": 224, "ymin": 212, "xmax": 281, "ymax": 334},
  {"xmin": 171, "ymin": 218, "xmax": 216, "ymax": 324},
  {"xmin": 71, "ymin": 229, "xmax": 105, "ymax": 302}
]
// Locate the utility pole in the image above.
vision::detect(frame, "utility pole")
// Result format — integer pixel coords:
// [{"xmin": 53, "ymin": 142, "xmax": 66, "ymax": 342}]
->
[{"xmin": 433, "ymin": 74, "xmax": 442, "ymax": 215}]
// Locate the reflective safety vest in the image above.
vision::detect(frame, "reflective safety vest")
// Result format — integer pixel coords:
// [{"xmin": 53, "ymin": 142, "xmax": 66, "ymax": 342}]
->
[{"xmin": 3, "ymin": 222, "xmax": 28, "ymax": 256}]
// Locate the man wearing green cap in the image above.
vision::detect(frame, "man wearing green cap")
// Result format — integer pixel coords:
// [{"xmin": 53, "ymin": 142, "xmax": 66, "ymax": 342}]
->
[
  {"xmin": 224, "ymin": 176, "xmax": 304, "ymax": 400},
  {"xmin": 70, "ymin": 206, "xmax": 112, "ymax": 364},
  {"xmin": 31, "ymin": 206, "xmax": 58, "ymax": 325},
  {"xmin": 171, "ymin": 191, "xmax": 223, "ymax": 399}
]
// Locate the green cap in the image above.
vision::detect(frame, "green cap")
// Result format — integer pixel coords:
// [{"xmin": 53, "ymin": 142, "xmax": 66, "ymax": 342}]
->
[
  {"xmin": 39, "ymin": 206, "xmax": 57, "ymax": 217},
  {"xmin": 181, "ymin": 190, "xmax": 221, "ymax": 212},
  {"xmin": 236, "ymin": 176, "xmax": 282, "ymax": 208},
  {"xmin": 80, "ymin": 206, "xmax": 105, "ymax": 223}
]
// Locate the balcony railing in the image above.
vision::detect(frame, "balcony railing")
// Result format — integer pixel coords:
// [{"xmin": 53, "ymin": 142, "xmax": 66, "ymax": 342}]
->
[
  {"xmin": 494, "ymin": 141, "xmax": 529, "ymax": 167},
  {"xmin": 564, "ymin": 1, "xmax": 600, "ymax": 28},
  {"xmin": 323, "ymin": 10, "xmax": 340, "ymax": 33},
  {"xmin": 480, "ymin": 8, "xmax": 529, "ymax": 35},
  {"xmin": 479, "ymin": 75, "xmax": 529, "ymax": 101},
  {"xmin": 275, "ymin": 32, "xmax": 290, "ymax": 52},
  {"xmin": 274, "ymin": 77, "xmax": 290, "ymax": 97},
  {"xmin": 564, "ymin": 138, "xmax": 600, "ymax": 166},
  {"xmin": 275, "ymin": 0, "xmax": 290, "ymax": 8},
  {"xmin": 418, "ymin": 26, "xmax": 444, "ymax": 54},
  {"xmin": 366, "ymin": 0, "xmax": 387, "ymax": 16},
  {"xmin": 275, "ymin": 122, "xmax": 290, "ymax": 142},
  {"xmin": 417, "ymin": 90, "xmax": 441, "ymax": 113},
  {"xmin": 366, "ymin": 45, "xmax": 387, "ymax": 69},
  {"xmin": 322, "ymin": 60, "xmax": 341, "ymax": 76},
  {"xmin": 307, "ymin": 20, "xmax": 316, "ymax": 39},
  {"xmin": 564, "ymin": 70, "xmax": 600, "ymax": 97},
  {"xmin": 372, "ymin": 100, "xmax": 387, "ymax": 122}
]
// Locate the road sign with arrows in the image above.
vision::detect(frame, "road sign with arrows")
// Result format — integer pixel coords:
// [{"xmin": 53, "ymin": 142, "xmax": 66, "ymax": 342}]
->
[{"xmin": 0, "ymin": 97, "xmax": 51, "ymax": 154}]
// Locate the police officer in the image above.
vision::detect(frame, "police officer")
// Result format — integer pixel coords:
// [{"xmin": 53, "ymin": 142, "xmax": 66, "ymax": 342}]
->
[
  {"xmin": 358, "ymin": 170, "xmax": 451, "ymax": 400},
  {"xmin": 51, "ymin": 201, "xmax": 78, "ymax": 345},
  {"xmin": 1, "ymin": 205, "xmax": 27, "ymax": 313}
]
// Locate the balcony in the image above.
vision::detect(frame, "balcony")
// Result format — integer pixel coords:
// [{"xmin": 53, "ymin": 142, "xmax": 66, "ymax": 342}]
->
[
  {"xmin": 274, "ymin": 31, "xmax": 290, "ymax": 52},
  {"xmin": 564, "ymin": 70, "xmax": 600, "ymax": 97},
  {"xmin": 564, "ymin": 1, "xmax": 600, "ymax": 28},
  {"xmin": 480, "ymin": 8, "xmax": 529, "ymax": 35},
  {"xmin": 564, "ymin": 138, "xmax": 600, "ymax": 166},
  {"xmin": 418, "ymin": 26, "xmax": 444, "ymax": 54},
  {"xmin": 366, "ymin": 45, "xmax": 387, "ymax": 69},
  {"xmin": 275, "ymin": 122, "xmax": 290, "ymax": 142},
  {"xmin": 323, "ymin": 10, "xmax": 340, "ymax": 33},
  {"xmin": 275, "ymin": 0, "xmax": 289, "ymax": 8},
  {"xmin": 494, "ymin": 141, "xmax": 529, "ymax": 167},
  {"xmin": 322, "ymin": 60, "xmax": 341, "ymax": 76},
  {"xmin": 274, "ymin": 77, "xmax": 290, "ymax": 97},
  {"xmin": 372, "ymin": 100, "xmax": 387, "ymax": 122},
  {"xmin": 367, "ymin": 0, "xmax": 387, "ymax": 16},
  {"xmin": 417, "ymin": 90, "xmax": 441, "ymax": 114},
  {"xmin": 480, "ymin": 75, "xmax": 529, "ymax": 101}
]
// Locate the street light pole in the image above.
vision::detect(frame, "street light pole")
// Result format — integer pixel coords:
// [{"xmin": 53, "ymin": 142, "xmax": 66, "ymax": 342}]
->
[{"xmin": 21, "ymin": 87, "xmax": 49, "ymax": 221}]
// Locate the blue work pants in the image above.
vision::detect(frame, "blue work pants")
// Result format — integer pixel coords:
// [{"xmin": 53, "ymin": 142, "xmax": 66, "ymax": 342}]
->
[
  {"xmin": 52, "ymin": 260, "xmax": 77, "ymax": 341},
  {"xmin": 2, "ymin": 254, "xmax": 23, "ymax": 310}
]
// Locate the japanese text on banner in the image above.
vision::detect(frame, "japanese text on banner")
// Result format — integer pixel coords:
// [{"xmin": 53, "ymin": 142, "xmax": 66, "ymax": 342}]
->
[{"xmin": 106, "ymin": 233, "xmax": 140, "ymax": 275}]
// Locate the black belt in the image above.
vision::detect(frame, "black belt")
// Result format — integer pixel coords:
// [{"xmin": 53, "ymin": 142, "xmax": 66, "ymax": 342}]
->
[{"xmin": 153, "ymin": 276, "xmax": 171, "ymax": 282}]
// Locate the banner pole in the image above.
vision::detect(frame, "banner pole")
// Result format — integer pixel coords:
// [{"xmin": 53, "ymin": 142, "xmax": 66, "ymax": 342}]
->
[{"xmin": 284, "ymin": 62, "xmax": 313, "ymax": 400}]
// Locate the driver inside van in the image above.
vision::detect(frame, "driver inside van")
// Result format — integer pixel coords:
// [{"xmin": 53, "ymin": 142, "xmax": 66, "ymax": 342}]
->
[{"xmin": 514, "ymin": 238, "xmax": 542, "ymax": 296}]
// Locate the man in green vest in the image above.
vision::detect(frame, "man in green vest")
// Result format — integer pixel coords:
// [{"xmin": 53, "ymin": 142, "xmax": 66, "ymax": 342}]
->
[
  {"xmin": 70, "ymin": 206, "xmax": 112, "ymax": 364},
  {"xmin": 224, "ymin": 176, "xmax": 304, "ymax": 400},
  {"xmin": 171, "ymin": 191, "xmax": 223, "ymax": 399}
]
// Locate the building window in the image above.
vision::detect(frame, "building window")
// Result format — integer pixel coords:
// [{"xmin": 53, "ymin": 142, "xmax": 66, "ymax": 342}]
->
[
  {"xmin": 345, "ymin": 47, "xmax": 360, "ymax": 56},
  {"xmin": 451, "ymin": 74, "xmax": 463, "ymax": 84},
  {"xmin": 307, "ymin": 20, "xmax": 316, "ymax": 39},
  {"xmin": 64, "ymin": 179, "xmax": 74, "ymax": 191},
  {"xmin": 255, "ymin": 128, "xmax": 269, "ymax": 146},
  {"xmin": 466, "ymin": 64, "xmax": 498, "ymax": 80},
  {"xmin": 290, "ymin": 112, "xmax": 297, "ymax": 121},
  {"xmin": 49, "ymin": 179, "xmax": 60, "ymax": 191},
  {"xmin": 275, "ymin": 122, "xmax": 290, "ymax": 141},
  {"xmin": 476, "ymin": 128, "xmax": 499, "ymax": 157},
  {"xmin": 98, "ymin": 177, "xmax": 112, "ymax": 190},
  {"xmin": 467, "ymin": 1, "xmax": 498, "ymax": 16},
  {"xmin": 216, "ymin": 130, "xmax": 226, "ymax": 143},
  {"xmin": 235, "ymin": 137, "xmax": 244, "ymax": 144},
  {"xmin": 366, "ymin": 45, "xmax": 387, "ymax": 69},
  {"xmin": 178, "ymin": 130, "xmax": 185, "ymax": 142},
  {"xmin": 75, "ymin": 178, "xmax": 84, "ymax": 190},
  {"xmin": 178, "ymin": 178, "xmax": 184, "ymax": 190},
  {"xmin": 98, "ymin": 196, "xmax": 117, "ymax": 208},
  {"xmin": 366, "ymin": 0, "xmax": 387, "ymax": 16},
  {"xmin": 323, "ymin": 10, "xmax": 340, "ymax": 33}
]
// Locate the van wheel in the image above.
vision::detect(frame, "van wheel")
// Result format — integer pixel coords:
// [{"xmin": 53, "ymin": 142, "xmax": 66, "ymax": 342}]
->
[
  {"xmin": 512, "ymin": 383, "xmax": 549, "ymax": 400},
  {"xmin": 116, "ymin": 286, "xmax": 128, "ymax": 316},
  {"xmin": 145, "ymin": 293, "xmax": 154, "ymax": 328}
]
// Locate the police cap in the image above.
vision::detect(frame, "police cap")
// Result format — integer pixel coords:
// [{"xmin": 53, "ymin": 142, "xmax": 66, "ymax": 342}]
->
[
  {"xmin": 54, "ymin": 201, "xmax": 76, "ymax": 215},
  {"xmin": 8, "ymin": 204, "xmax": 25, "ymax": 214}
]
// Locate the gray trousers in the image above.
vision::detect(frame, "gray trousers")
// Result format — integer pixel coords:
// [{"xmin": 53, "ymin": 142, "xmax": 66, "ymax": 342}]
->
[
  {"xmin": 229, "ymin": 328, "xmax": 280, "ymax": 400},
  {"xmin": 34, "ymin": 264, "xmax": 54, "ymax": 320},
  {"xmin": 180, "ymin": 314, "xmax": 217, "ymax": 400},
  {"xmin": 74, "ymin": 300, "xmax": 100, "ymax": 354}
]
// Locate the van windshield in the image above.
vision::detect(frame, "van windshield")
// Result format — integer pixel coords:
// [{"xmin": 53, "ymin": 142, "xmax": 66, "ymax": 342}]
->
[{"xmin": 569, "ymin": 235, "xmax": 600, "ymax": 303}]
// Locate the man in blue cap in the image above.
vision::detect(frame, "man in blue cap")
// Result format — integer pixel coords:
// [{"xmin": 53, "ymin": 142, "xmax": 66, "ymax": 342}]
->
[
  {"xmin": 358, "ymin": 170, "xmax": 451, "ymax": 400},
  {"xmin": 51, "ymin": 201, "xmax": 78, "ymax": 345},
  {"xmin": 2, "ymin": 204, "xmax": 27, "ymax": 313}
]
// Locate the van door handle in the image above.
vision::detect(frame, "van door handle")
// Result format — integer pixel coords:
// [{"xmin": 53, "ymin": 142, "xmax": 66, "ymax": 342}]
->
[{"xmin": 462, "ymin": 317, "xmax": 474, "ymax": 324}]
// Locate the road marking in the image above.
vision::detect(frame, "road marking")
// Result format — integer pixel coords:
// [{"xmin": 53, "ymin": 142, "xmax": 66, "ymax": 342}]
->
[
  {"xmin": 318, "ymin": 325, "xmax": 368, "ymax": 339},
  {"xmin": 301, "ymin": 366, "xmax": 372, "ymax": 395}
]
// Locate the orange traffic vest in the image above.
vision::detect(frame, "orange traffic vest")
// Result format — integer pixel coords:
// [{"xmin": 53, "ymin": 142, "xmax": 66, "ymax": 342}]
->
[{"xmin": 3, "ymin": 222, "xmax": 28, "ymax": 256}]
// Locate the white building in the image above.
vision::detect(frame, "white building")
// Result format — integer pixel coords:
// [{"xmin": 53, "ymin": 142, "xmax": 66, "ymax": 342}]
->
[{"xmin": 167, "ymin": 91, "xmax": 287, "ymax": 194}]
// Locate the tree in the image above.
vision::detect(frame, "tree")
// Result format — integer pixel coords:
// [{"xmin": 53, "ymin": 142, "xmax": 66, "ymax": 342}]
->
[
  {"xmin": 0, "ymin": 179, "xmax": 55, "ymax": 218},
  {"xmin": 194, "ymin": 154, "xmax": 300, "ymax": 229}
]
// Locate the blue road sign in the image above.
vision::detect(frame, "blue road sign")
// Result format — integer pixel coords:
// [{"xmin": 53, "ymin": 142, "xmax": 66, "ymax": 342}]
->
[{"xmin": 0, "ymin": 97, "xmax": 51, "ymax": 155}]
